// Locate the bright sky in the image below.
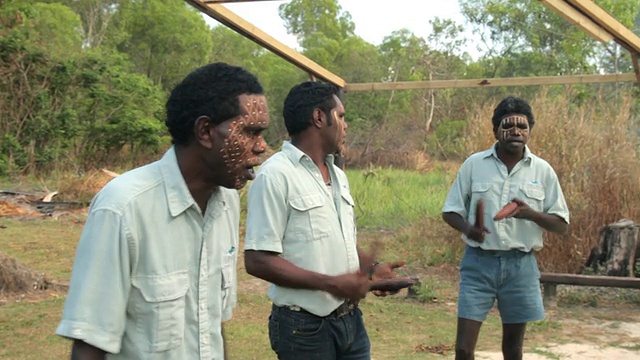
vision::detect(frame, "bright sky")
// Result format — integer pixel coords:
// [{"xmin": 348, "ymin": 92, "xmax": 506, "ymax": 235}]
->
[{"xmin": 202, "ymin": 0, "xmax": 476, "ymax": 54}]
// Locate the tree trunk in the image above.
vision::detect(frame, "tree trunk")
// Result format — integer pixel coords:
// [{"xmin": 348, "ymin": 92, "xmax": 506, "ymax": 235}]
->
[{"xmin": 586, "ymin": 219, "xmax": 640, "ymax": 277}]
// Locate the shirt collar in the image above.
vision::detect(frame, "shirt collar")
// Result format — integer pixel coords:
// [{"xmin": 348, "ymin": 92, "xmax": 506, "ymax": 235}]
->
[
  {"xmin": 484, "ymin": 142, "xmax": 533, "ymax": 163},
  {"xmin": 281, "ymin": 140, "xmax": 335, "ymax": 165},
  {"xmin": 159, "ymin": 146, "xmax": 227, "ymax": 218},
  {"xmin": 159, "ymin": 146, "xmax": 197, "ymax": 217}
]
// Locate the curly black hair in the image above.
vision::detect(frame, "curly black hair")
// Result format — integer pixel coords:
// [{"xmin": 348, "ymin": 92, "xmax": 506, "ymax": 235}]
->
[
  {"xmin": 491, "ymin": 96, "xmax": 535, "ymax": 132},
  {"xmin": 166, "ymin": 62, "xmax": 264, "ymax": 146},
  {"xmin": 283, "ymin": 81, "xmax": 343, "ymax": 136}
]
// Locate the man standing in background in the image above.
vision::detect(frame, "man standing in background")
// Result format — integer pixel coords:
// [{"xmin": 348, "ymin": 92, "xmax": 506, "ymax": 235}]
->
[{"xmin": 442, "ymin": 96, "xmax": 569, "ymax": 360}]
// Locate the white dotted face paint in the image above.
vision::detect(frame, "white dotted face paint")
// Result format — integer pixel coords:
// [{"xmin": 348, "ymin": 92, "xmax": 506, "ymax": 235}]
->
[{"xmin": 219, "ymin": 95, "xmax": 270, "ymax": 188}]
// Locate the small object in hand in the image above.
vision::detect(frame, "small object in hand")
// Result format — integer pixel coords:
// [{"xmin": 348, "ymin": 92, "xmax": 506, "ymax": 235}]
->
[
  {"xmin": 369, "ymin": 278, "xmax": 416, "ymax": 292},
  {"xmin": 474, "ymin": 200, "xmax": 484, "ymax": 229},
  {"xmin": 493, "ymin": 201, "xmax": 518, "ymax": 220}
]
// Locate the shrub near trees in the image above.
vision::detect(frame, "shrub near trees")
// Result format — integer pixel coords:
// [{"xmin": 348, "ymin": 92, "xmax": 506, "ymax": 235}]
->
[{"xmin": 0, "ymin": 1, "xmax": 167, "ymax": 174}]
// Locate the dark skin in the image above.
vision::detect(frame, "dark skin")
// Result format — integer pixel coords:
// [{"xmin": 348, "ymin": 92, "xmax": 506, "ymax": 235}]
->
[
  {"xmin": 70, "ymin": 94, "xmax": 269, "ymax": 359},
  {"xmin": 245, "ymin": 95, "xmax": 407, "ymax": 302},
  {"xmin": 71, "ymin": 341, "xmax": 104, "ymax": 360},
  {"xmin": 444, "ymin": 113, "xmax": 568, "ymax": 360},
  {"xmin": 245, "ymin": 249, "xmax": 399, "ymax": 302}
]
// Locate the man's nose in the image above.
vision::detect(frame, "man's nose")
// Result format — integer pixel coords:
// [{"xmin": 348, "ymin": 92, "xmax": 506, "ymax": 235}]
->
[{"xmin": 253, "ymin": 138, "xmax": 268, "ymax": 153}]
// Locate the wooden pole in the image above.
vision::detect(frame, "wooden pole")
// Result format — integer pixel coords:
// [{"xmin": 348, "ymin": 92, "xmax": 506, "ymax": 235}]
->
[
  {"xmin": 632, "ymin": 53, "xmax": 640, "ymax": 86},
  {"xmin": 345, "ymin": 73, "xmax": 637, "ymax": 92}
]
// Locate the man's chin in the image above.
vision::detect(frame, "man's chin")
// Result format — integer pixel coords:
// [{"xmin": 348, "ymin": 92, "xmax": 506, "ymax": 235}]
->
[{"xmin": 504, "ymin": 142, "xmax": 525, "ymax": 153}]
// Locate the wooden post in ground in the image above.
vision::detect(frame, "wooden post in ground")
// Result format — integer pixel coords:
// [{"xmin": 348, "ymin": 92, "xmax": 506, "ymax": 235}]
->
[{"xmin": 542, "ymin": 283, "xmax": 558, "ymax": 308}]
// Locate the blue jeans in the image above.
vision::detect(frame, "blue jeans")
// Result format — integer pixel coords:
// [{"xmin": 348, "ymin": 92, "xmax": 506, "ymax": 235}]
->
[
  {"xmin": 458, "ymin": 245, "xmax": 545, "ymax": 324},
  {"xmin": 268, "ymin": 304, "xmax": 371, "ymax": 360}
]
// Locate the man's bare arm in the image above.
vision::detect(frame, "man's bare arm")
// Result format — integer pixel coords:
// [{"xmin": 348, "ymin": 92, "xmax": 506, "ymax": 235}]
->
[
  {"xmin": 244, "ymin": 250, "xmax": 369, "ymax": 301},
  {"xmin": 70, "ymin": 340, "xmax": 106, "ymax": 360}
]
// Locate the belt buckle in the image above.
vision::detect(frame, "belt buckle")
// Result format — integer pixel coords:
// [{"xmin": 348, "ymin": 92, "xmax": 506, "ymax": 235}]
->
[{"xmin": 335, "ymin": 301, "xmax": 355, "ymax": 318}]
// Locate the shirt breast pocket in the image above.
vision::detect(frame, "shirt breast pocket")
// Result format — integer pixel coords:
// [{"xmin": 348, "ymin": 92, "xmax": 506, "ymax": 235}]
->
[
  {"xmin": 520, "ymin": 184, "xmax": 545, "ymax": 212},
  {"xmin": 131, "ymin": 271, "xmax": 189, "ymax": 353},
  {"xmin": 289, "ymin": 193, "xmax": 331, "ymax": 241}
]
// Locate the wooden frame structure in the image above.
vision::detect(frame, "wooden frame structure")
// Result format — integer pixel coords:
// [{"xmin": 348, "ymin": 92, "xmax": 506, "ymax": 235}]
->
[{"xmin": 185, "ymin": 0, "xmax": 640, "ymax": 90}]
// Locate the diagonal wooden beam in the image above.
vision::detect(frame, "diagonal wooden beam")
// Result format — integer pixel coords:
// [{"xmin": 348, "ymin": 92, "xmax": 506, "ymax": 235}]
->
[
  {"xmin": 538, "ymin": 0, "xmax": 613, "ymax": 43},
  {"xmin": 185, "ymin": 0, "xmax": 345, "ymax": 87},
  {"xmin": 564, "ymin": 0, "xmax": 640, "ymax": 53},
  {"xmin": 345, "ymin": 73, "xmax": 637, "ymax": 92}
]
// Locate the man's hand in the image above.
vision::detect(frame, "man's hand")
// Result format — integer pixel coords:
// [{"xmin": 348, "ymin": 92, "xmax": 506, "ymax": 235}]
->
[
  {"xmin": 370, "ymin": 260, "xmax": 411, "ymax": 296},
  {"xmin": 511, "ymin": 198, "xmax": 536, "ymax": 220},
  {"xmin": 465, "ymin": 223, "xmax": 491, "ymax": 243},
  {"xmin": 509, "ymin": 198, "xmax": 569, "ymax": 234},
  {"xmin": 324, "ymin": 271, "xmax": 370, "ymax": 301}
]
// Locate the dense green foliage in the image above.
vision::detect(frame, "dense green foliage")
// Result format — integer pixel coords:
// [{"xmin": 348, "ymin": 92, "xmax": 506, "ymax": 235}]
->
[{"xmin": 1, "ymin": 0, "xmax": 639, "ymax": 175}]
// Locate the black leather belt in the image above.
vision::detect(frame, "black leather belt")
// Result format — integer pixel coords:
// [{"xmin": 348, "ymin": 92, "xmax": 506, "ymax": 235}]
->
[{"xmin": 275, "ymin": 300, "xmax": 357, "ymax": 319}]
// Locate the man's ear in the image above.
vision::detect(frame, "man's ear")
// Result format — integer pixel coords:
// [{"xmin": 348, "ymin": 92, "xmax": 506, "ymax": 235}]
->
[
  {"xmin": 194, "ymin": 116, "xmax": 214, "ymax": 149},
  {"xmin": 312, "ymin": 108, "xmax": 325, "ymax": 128}
]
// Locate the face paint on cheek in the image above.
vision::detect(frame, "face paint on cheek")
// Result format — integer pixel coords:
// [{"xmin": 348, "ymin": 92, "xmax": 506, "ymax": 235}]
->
[
  {"xmin": 332, "ymin": 110, "xmax": 341, "ymax": 130},
  {"xmin": 243, "ymin": 97, "xmax": 269, "ymax": 158},
  {"xmin": 499, "ymin": 115, "xmax": 529, "ymax": 140},
  {"xmin": 220, "ymin": 119, "xmax": 246, "ymax": 176},
  {"xmin": 220, "ymin": 96, "xmax": 269, "ymax": 188}
]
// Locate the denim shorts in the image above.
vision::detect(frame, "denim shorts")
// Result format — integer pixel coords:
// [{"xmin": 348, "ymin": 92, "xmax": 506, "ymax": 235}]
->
[{"xmin": 458, "ymin": 245, "xmax": 545, "ymax": 324}]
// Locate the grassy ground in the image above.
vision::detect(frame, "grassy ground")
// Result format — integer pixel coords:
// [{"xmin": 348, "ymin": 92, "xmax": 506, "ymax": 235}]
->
[{"xmin": 1, "ymin": 167, "xmax": 640, "ymax": 359}]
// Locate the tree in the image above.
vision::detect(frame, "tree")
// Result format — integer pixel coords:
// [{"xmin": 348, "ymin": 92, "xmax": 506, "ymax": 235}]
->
[
  {"xmin": 0, "ymin": 2, "xmax": 166, "ymax": 174},
  {"xmin": 279, "ymin": 0, "xmax": 354, "ymax": 67},
  {"xmin": 3, "ymin": 2, "xmax": 83, "ymax": 59},
  {"xmin": 39, "ymin": 0, "xmax": 122, "ymax": 48},
  {"xmin": 110, "ymin": 0, "xmax": 213, "ymax": 90}
]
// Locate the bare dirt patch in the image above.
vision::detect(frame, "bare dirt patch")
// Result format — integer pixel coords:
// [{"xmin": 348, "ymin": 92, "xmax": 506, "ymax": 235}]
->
[{"xmin": 476, "ymin": 344, "xmax": 640, "ymax": 359}]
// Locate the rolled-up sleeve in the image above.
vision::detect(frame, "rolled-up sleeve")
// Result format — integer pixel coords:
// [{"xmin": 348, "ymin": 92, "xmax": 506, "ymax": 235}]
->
[
  {"xmin": 442, "ymin": 160, "xmax": 471, "ymax": 218},
  {"xmin": 244, "ymin": 172, "xmax": 287, "ymax": 253},
  {"xmin": 56, "ymin": 208, "xmax": 131, "ymax": 354}
]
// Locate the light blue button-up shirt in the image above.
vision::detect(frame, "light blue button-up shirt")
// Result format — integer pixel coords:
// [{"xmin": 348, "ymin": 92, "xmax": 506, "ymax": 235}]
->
[
  {"xmin": 244, "ymin": 141, "xmax": 360, "ymax": 317},
  {"xmin": 442, "ymin": 144, "xmax": 570, "ymax": 252},
  {"xmin": 56, "ymin": 147, "xmax": 238, "ymax": 359}
]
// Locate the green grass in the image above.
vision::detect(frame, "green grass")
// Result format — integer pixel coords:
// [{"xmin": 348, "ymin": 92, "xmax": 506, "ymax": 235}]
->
[
  {"xmin": 346, "ymin": 166, "xmax": 455, "ymax": 230},
  {"xmin": 0, "ymin": 218, "xmax": 82, "ymax": 281},
  {"xmin": 0, "ymin": 297, "xmax": 70, "ymax": 360}
]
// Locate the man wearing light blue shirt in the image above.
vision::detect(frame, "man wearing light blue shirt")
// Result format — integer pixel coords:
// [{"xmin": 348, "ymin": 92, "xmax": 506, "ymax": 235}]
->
[
  {"xmin": 442, "ymin": 96, "xmax": 569, "ymax": 360},
  {"xmin": 244, "ymin": 81, "xmax": 408, "ymax": 360},
  {"xmin": 56, "ymin": 63, "xmax": 270, "ymax": 359}
]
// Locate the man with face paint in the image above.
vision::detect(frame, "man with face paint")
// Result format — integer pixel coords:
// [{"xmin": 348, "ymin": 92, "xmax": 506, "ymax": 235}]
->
[
  {"xmin": 56, "ymin": 63, "xmax": 269, "ymax": 360},
  {"xmin": 244, "ymin": 81, "xmax": 408, "ymax": 360},
  {"xmin": 442, "ymin": 96, "xmax": 570, "ymax": 360}
]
